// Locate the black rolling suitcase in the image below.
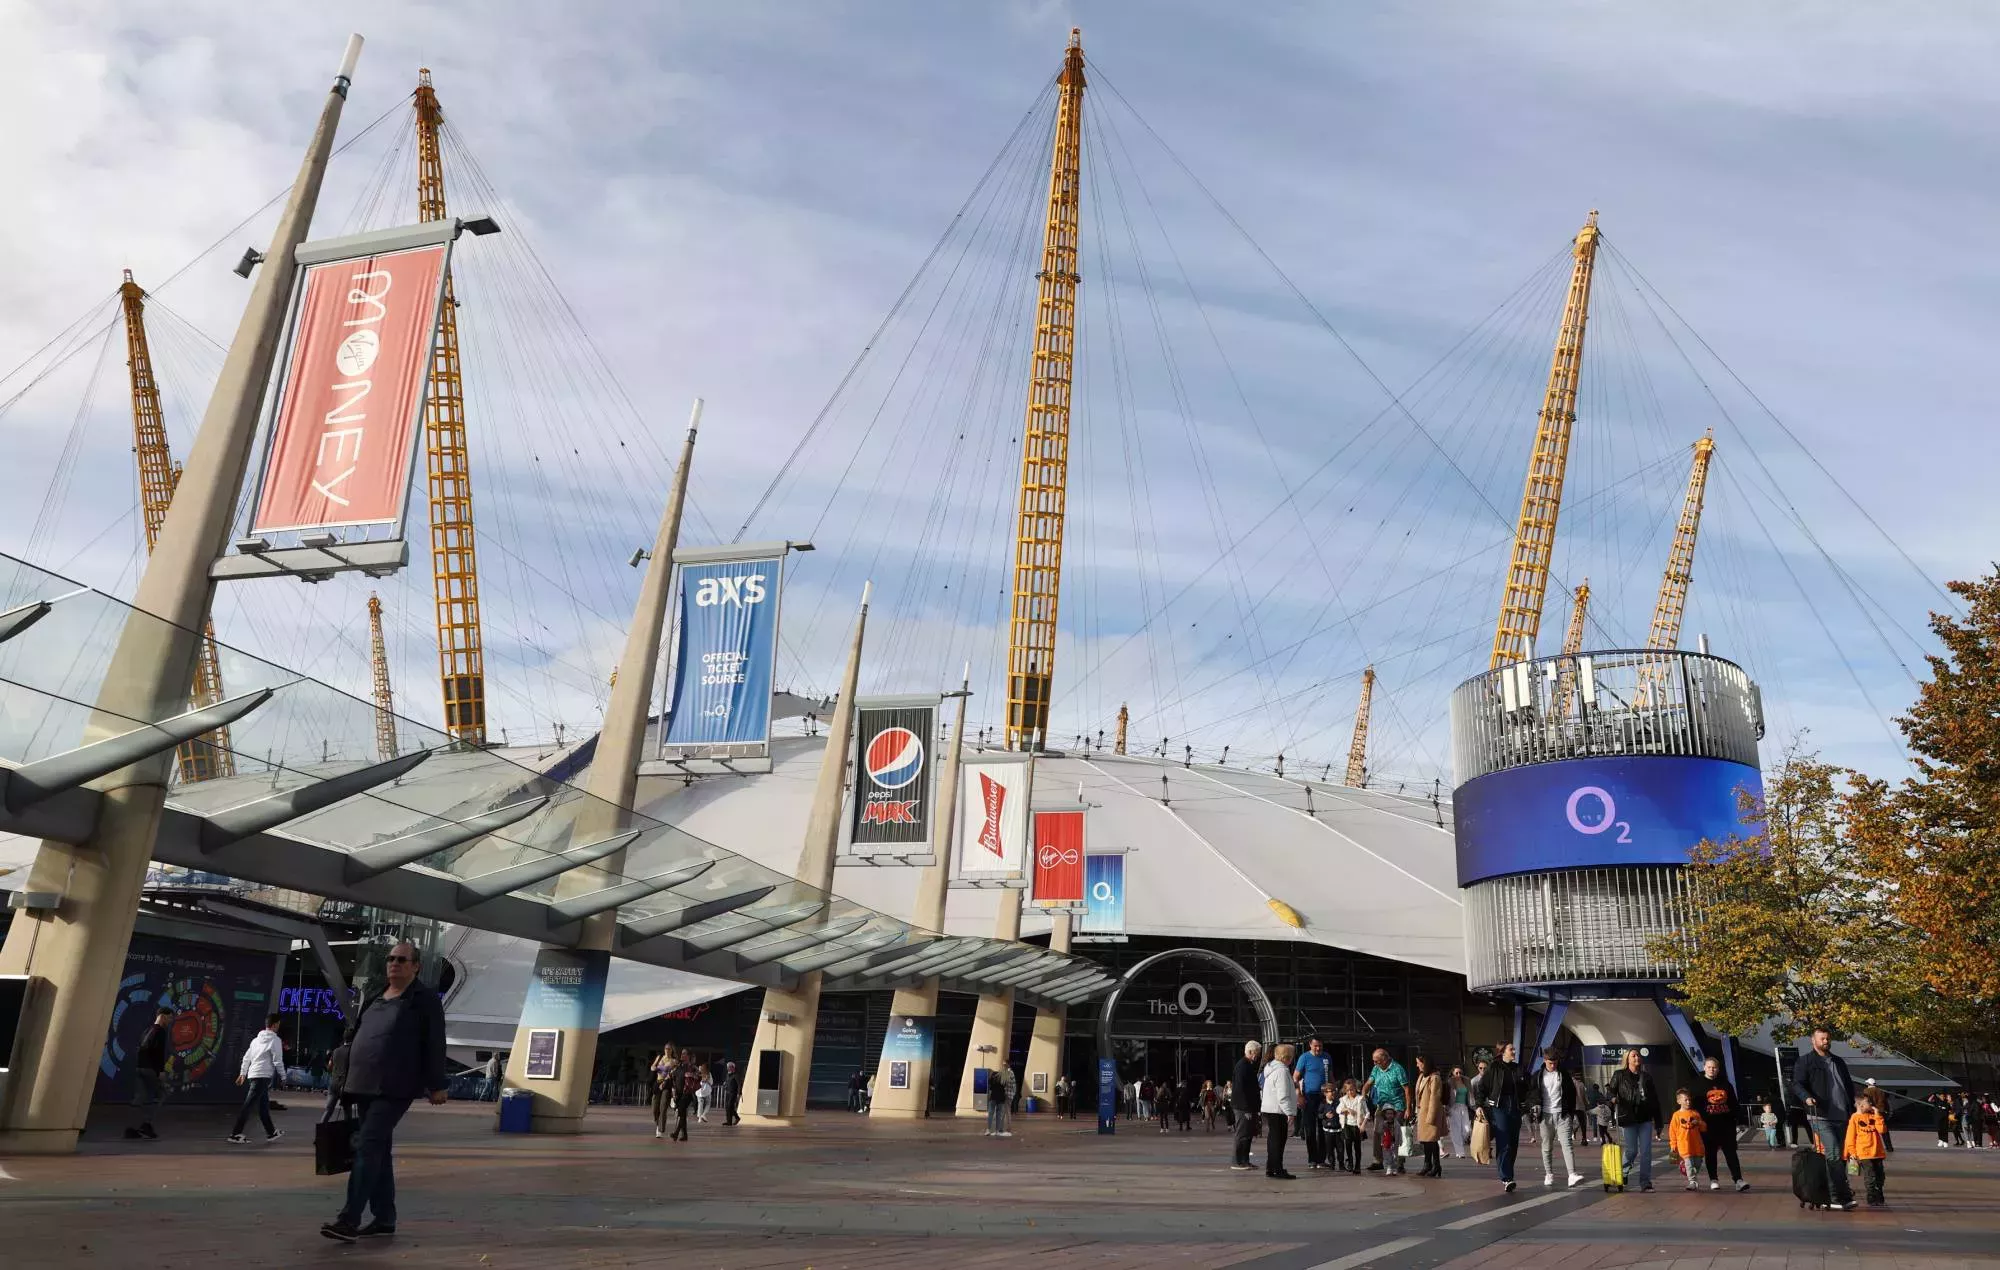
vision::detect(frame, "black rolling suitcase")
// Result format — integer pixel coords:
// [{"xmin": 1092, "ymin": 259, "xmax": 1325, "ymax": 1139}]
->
[{"xmin": 1791, "ymin": 1146, "xmax": 1832, "ymax": 1209}]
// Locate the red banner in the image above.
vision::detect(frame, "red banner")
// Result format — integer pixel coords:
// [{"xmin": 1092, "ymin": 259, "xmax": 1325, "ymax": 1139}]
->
[
  {"xmin": 1031, "ymin": 809, "xmax": 1085, "ymax": 907},
  {"xmin": 251, "ymin": 244, "xmax": 448, "ymax": 534}
]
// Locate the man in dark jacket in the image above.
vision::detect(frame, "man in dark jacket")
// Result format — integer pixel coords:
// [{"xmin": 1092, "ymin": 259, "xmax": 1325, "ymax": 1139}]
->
[
  {"xmin": 123, "ymin": 1005, "xmax": 176, "ymax": 1141},
  {"xmin": 1470, "ymin": 1043, "xmax": 1524, "ymax": 1190},
  {"xmin": 1607, "ymin": 1049, "xmax": 1665, "ymax": 1192},
  {"xmin": 1229, "ymin": 1040, "xmax": 1263, "ymax": 1170},
  {"xmin": 321, "ymin": 942, "xmax": 448, "ymax": 1243},
  {"xmin": 1791, "ymin": 1027, "xmax": 1857, "ymax": 1209}
]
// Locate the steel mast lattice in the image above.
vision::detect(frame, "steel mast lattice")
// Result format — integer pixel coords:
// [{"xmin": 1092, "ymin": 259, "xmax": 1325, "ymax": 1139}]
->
[
  {"xmin": 1647, "ymin": 431, "xmax": 1715, "ymax": 650},
  {"xmin": 1489, "ymin": 211, "xmax": 1602, "ymax": 669},
  {"xmin": 1344, "ymin": 665, "xmax": 1375, "ymax": 788},
  {"xmin": 414, "ymin": 69, "xmax": 489, "ymax": 745},
  {"xmin": 368, "ymin": 593, "xmax": 398, "ymax": 761},
  {"xmin": 119, "ymin": 271, "xmax": 233, "ymax": 782},
  {"xmin": 1553, "ymin": 579, "xmax": 1590, "ymax": 719},
  {"xmin": 1003, "ymin": 29, "xmax": 1086, "ymax": 753}
]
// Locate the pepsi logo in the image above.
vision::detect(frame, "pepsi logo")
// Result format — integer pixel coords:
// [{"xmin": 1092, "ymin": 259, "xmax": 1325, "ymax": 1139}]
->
[
  {"xmin": 865, "ymin": 726, "xmax": 924, "ymax": 790},
  {"xmin": 1038, "ymin": 845, "xmax": 1080, "ymax": 869}
]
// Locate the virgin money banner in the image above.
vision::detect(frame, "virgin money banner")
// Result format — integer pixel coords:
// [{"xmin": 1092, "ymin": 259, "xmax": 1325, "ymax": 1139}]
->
[
  {"xmin": 250, "ymin": 240, "xmax": 450, "ymax": 534},
  {"xmin": 847, "ymin": 699, "xmax": 937, "ymax": 854},
  {"xmin": 662, "ymin": 554, "xmax": 782, "ymax": 756},
  {"xmin": 1030, "ymin": 809, "xmax": 1086, "ymax": 908},
  {"xmin": 955, "ymin": 753, "xmax": 1031, "ymax": 881}
]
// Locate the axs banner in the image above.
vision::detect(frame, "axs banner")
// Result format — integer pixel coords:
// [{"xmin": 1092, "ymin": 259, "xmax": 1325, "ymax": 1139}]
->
[
  {"xmin": 848, "ymin": 700, "xmax": 936, "ymax": 854},
  {"xmin": 662, "ymin": 555, "xmax": 782, "ymax": 756}
]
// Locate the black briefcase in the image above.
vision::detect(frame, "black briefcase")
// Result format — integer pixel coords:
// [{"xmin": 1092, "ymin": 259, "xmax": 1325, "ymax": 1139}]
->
[{"xmin": 315, "ymin": 1102, "xmax": 357, "ymax": 1176}]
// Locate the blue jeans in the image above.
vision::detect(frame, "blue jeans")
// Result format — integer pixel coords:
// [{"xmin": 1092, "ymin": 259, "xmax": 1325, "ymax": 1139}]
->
[
  {"xmin": 986, "ymin": 1096, "xmax": 1007, "ymax": 1134},
  {"xmin": 340, "ymin": 1096, "xmax": 412, "ymax": 1227},
  {"xmin": 128, "ymin": 1068, "xmax": 166, "ymax": 1131},
  {"xmin": 1621, "ymin": 1122, "xmax": 1656, "ymax": 1188},
  {"xmin": 1489, "ymin": 1107, "xmax": 1522, "ymax": 1183},
  {"xmin": 1808, "ymin": 1116, "xmax": 1855, "ymax": 1206},
  {"xmin": 230, "ymin": 1077, "xmax": 275, "ymax": 1137}
]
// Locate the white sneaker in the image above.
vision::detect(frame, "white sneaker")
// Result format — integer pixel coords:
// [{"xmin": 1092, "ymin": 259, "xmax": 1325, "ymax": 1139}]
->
[
  {"xmin": 1543, "ymin": 1172, "xmax": 1555, "ymax": 1187},
  {"xmin": 227, "ymin": 1134, "xmax": 247, "ymax": 1144},
  {"xmin": 999, "ymin": 1131, "xmax": 1013, "ymax": 1138},
  {"xmin": 1709, "ymin": 1180, "xmax": 1720, "ymax": 1191},
  {"xmin": 266, "ymin": 1129, "xmax": 285, "ymax": 1142},
  {"xmin": 1567, "ymin": 1172, "xmax": 1584, "ymax": 1188},
  {"xmin": 654, "ymin": 1128, "xmax": 662, "ymax": 1138}
]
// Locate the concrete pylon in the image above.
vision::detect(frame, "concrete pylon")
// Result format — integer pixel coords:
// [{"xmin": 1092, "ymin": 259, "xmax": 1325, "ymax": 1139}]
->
[
  {"xmin": 956, "ymin": 887, "xmax": 1023, "ymax": 1114},
  {"xmin": 741, "ymin": 584, "xmax": 870, "ymax": 1124},
  {"xmin": 1022, "ymin": 909, "xmax": 1072, "ymax": 1104},
  {"xmin": 0, "ymin": 36, "xmax": 366, "ymax": 1156},
  {"xmin": 867, "ymin": 666, "xmax": 969, "ymax": 1119},
  {"xmin": 499, "ymin": 399, "xmax": 701, "ymax": 1131}
]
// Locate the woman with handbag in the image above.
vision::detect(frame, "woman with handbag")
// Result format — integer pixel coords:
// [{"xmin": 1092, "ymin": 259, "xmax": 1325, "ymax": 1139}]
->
[
  {"xmin": 650, "ymin": 1046, "xmax": 677, "ymax": 1140},
  {"xmin": 1413, "ymin": 1055, "xmax": 1448, "ymax": 1177},
  {"xmin": 1447, "ymin": 1066, "xmax": 1471, "ymax": 1158}
]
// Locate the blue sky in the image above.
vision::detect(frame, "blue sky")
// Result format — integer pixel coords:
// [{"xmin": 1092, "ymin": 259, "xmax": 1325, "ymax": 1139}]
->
[{"xmin": 1, "ymin": 1, "xmax": 1992, "ymax": 784}]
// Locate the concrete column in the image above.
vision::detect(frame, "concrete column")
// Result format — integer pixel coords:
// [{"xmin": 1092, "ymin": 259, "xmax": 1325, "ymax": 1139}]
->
[
  {"xmin": 741, "ymin": 586, "xmax": 870, "ymax": 1124},
  {"xmin": 501, "ymin": 402, "xmax": 700, "ymax": 1132},
  {"xmin": 868, "ymin": 669, "xmax": 968, "ymax": 1119},
  {"xmin": 955, "ymin": 887, "xmax": 1022, "ymax": 1114},
  {"xmin": 0, "ymin": 37, "xmax": 365, "ymax": 1156},
  {"xmin": 1022, "ymin": 909, "xmax": 1071, "ymax": 1107}
]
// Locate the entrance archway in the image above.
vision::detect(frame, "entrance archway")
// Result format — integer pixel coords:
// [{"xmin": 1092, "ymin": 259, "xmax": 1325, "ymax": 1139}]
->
[{"xmin": 1094, "ymin": 947, "xmax": 1278, "ymax": 1063}]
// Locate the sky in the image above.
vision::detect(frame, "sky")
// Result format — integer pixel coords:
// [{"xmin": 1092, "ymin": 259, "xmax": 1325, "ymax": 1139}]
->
[{"xmin": 2, "ymin": 0, "xmax": 1995, "ymax": 787}]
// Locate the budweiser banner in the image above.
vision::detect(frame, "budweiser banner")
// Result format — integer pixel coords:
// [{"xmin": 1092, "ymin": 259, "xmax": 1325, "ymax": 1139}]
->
[
  {"xmin": 1030, "ymin": 809, "xmax": 1086, "ymax": 908},
  {"xmin": 250, "ymin": 232, "xmax": 451, "ymax": 535},
  {"xmin": 846, "ymin": 697, "xmax": 938, "ymax": 855},
  {"xmin": 955, "ymin": 752, "xmax": 1031, "ymax": 881}
]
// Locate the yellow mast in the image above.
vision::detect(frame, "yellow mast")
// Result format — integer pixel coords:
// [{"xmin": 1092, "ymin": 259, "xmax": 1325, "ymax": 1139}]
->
[
  {"xmin": 1003, "ymin": 29, "xmax": 1086, "ymax": 753},
  {"xmin": 414, "ymin": 69, "xmax": 489, "ymax": 746},
  {"xmin": 1553, "ymin": 579, "xmax": 1589, "ymax": 719},
  {"xmin": 1490, "ymin": 211, "xmax": 1602, "ymax": 668},
  {"xmin": 119, "ymin": 271, "xmax": 234, "ymax": 782},
  {"xmin": 1344, "ymin": 665, "xmax": 1375, "ymax": 788},
  {"xmin": 1647, "ymin": 431, "xmax": 1715, "ymax": 650},
  {"xmin": 1113, "ymin": 702, "xmax": 1128, "ymax": 755},
  {"xmin": 369, "ymin": 593, "xmax": 398, "ymax": 762}
]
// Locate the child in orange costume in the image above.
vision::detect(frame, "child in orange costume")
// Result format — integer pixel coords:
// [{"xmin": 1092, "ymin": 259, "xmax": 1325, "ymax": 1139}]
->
[
  {"xmin": 1668, "ymin": 1089, "xmax": 1707, "ymax": 1189},
  {"xmin": 1843, "ymin": 1087, "xmax": 1893, "ymax": 1206}
]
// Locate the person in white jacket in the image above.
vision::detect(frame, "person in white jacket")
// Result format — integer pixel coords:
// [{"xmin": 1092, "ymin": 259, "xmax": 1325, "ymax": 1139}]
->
[
  {"xmin": 229, "ymin": 1012, "xmax": 287, "ymax": 1144},
  {"xmin": 1260, "ymin": 1042, "xmax": 1299, "ymax": 1179}
]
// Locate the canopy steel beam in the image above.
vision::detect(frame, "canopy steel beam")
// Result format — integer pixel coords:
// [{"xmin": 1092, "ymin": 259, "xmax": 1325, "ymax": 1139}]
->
[
  {"xmin": 777, "ymin": 932, "xmax": 916, "ymax": 977},
  {"xmin": 546, "ymin": 857, "xmax": 715, "ymax": 923},
  {"xmin": 454, "ymin": 829, "xmax": 645, "ymax": 906},
  {"xmin": 341, "ymin": 795, "xmax": 548, "ymax": 882},
  {"xmin": 731, "ymin": 916, "xmax": 869, "ymax": 968},
  {"xmin": 0, "ymin": 599, "xmax": 52, "ymax": 645},
  {"xmin": 679, "ymin": 902, "xmax": 827, "ymax": 955},
  {"xmin": 199, "ymin": 750, "xmax": 431, "ymax": 850},
  {"xmin": 0, "ymin": 688, "xmax": 272, "ymax": 813},
  {"xmin": 617, "ymin": 885, "xmax": 776, "ymax": 944}
]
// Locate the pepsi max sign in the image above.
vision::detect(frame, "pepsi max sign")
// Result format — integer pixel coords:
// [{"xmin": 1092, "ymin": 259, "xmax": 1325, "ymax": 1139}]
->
[{"xmin": 848, "ymin": 701, "xmax": 936, "ymax": 851}]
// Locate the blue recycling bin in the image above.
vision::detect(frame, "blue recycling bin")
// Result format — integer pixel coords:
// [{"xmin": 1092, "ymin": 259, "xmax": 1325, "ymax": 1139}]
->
[{"xmin": 497, "ymin": 1089, "xmax": 532, "ymax": 1133}]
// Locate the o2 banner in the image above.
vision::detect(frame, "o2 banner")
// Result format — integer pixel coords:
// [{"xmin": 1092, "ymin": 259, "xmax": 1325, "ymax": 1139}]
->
[
  {"xmin": 250, "ymin": 236, "xmax": 451, "ymax": 535},
  {"xmin": 1078, "ymin": 852, "xmax": 1127, "ymax": 941},
  {"xmin": 1030, "ymin": 809, "xmax": 1086, "ymax": 908},
  {"xmin": 847, "ymin": 699, "xmax": 937, "ymax": 856},
  {"xmin": 662, "ymin": 554, "xmax": 783, "ymax": 759},
  {"xmin": 955, "ymin": 752, "xmax": 1031, "ymax": 881},
  {"xmin": 1453, "ymin": 754, "xmax": 1762, "ymax": 886}
]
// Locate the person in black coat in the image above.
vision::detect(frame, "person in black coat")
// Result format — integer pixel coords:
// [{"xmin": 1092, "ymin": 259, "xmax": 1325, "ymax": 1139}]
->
[
  {"xmin": 1229, "ymin": 1040, "xmax": 1263, "ymax": 1170},
  {"xmin": 1470, "ymin": 1042, "xmax": 1526, "ymax": 1191},
  {"xmin": 321, "ymin": 942, "xmax": 449, "ymax": 1243},
  {"xmin": 1791, "ymin": 1027, "xmax": 1857, "ymax": 1209},
  {"xmin": 1695, "ymin": 1057, "xmax": 1748, "ymax": 1190},
  {"xmin": 1606, "ymin": 1049, "xmax": 1665, "ymax": 1191},
  {"xmin": 123, "ymin": 1005, "xmax": 176, "ymax": 1141}
]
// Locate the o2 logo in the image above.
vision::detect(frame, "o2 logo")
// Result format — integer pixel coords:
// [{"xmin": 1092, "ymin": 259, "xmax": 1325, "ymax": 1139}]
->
[
  {"xmin": 1565, "ymin": 785, "xmax": 1632, "ymax": 844},
  {"xmin": 1145, "ymin": 982, "xmax": 1217, "ymax": 1023}
]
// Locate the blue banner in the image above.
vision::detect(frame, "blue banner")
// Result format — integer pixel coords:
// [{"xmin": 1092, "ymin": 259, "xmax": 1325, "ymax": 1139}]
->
[
  {"xmin": 663, "ymin": 556, "xmax": 782, "ymax": 750},
  {"xmin": 1098, "ymin": 1056, "xmax": 1119, "ymax": 1134},
  {"xmin": 520, "ymin": 948, "xmax": 610, "ymax": 1030},
  {"xmin": 879, "ymin": 1014, "xmax": 934, "ymax": 1091},
  {"xmin": 1454, "ymin": 755, "xmax": 1762, "ymax": 885},
  {"xmin": 1081, "ymin": 853, "xmax": 1125, "ymax": 938}
]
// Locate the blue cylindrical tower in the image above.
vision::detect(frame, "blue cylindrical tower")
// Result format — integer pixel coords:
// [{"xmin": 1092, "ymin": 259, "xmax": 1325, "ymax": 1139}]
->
[{"xmin": 1451, "ymin": 648, "xmax": 1764, "ymax": 994}]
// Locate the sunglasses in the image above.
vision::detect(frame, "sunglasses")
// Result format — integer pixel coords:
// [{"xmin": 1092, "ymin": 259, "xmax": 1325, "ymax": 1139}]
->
[{"xmin": 385, "ymin": 955, "xmax": 417, "ymax": 964}]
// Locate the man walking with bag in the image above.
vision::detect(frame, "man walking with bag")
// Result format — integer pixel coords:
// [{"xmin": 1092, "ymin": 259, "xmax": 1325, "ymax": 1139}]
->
[
  {"xmin": 321, "ymin": 941, "xmax": 448, "ymax": 1243},
  {"xmin": 1793, "ymin": 1027, "xmax": 1859, "ymax": 1211}
]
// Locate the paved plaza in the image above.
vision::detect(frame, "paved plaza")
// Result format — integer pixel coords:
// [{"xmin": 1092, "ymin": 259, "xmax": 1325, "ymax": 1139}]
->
[{"xmin": 2, "ymin": 1104, "xmax": 1996, "ymax": 1269}]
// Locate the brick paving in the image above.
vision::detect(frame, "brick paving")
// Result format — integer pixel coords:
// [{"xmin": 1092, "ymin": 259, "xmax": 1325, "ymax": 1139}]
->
[{"xmin": 1, "ymin": 1104, "xmax": 1995, "ymax": 1269}]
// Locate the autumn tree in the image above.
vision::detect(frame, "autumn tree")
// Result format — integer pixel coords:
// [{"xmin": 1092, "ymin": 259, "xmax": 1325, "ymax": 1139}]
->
[
  {"xmin": 1652, "ymin": 744, "xmax": 1909, "ymax": 1043},
  {"xmin": 1848, "ymin": 567, "xmax": 2000, "ymax": 1051}
]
